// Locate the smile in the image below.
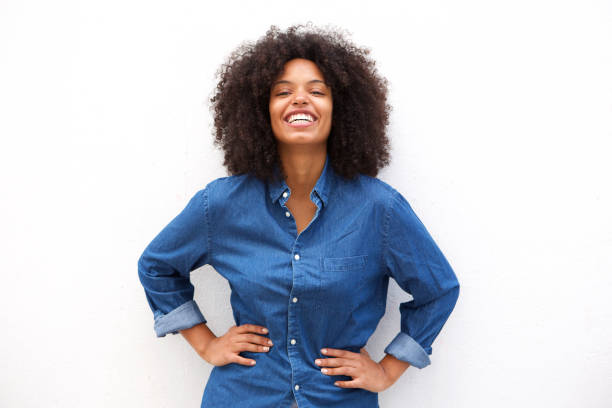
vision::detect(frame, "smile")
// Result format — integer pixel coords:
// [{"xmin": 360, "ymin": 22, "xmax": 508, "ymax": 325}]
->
[{"xmin": 284, "ymin": 118, "xmax": 317, "ymax": 128}]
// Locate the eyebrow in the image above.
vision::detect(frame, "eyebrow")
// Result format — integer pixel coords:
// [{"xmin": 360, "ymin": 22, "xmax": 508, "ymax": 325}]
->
[{"xmin": 272, "ymin": 79, "xmax": 327, "ymax": 87}]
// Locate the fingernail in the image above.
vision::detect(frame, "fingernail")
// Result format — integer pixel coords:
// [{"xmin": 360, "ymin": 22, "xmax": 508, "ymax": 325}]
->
[
  {"xmin": 321, "ymin": 349, "xmax": 327, "ymax": 354},
  {"xmin": 268, "ymin": 340, "xmax": 273, "ymax": 346},
  {"xmin": 251, "ymin": 360, "xmax": 256, "ymax": 365},
  {"xmin": 262, "ymin": 328, "xmax": 268, "ymax": 333},
  {"xmin": 315, "ymin": 359, "xmax": 321, "ymax": 365},
  {"xmin": 321, "ymin": 368, "xmax": 328, "ymax": 373},
  {"xmin": 263, "ymin": 346, "xmax": 269, "ymax": 351}
]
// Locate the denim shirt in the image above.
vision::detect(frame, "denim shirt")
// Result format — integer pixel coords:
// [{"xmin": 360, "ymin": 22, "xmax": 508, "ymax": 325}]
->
[{"xmin": 137, "ymin": 153, "xmax": 460, "ymax": 408}]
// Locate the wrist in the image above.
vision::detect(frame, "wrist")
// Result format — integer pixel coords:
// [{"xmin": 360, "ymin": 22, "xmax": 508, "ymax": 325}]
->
[
  {"xmin": 179, "ymin": 323, "xmax": 217, "ymax": 361},
  {"xmin": 198, "ymin": 336, "xmax": 217, "ymax": 361},
  {"xmin": 379, "ymin": 353, "xmax": 411, "ymax": 386}
]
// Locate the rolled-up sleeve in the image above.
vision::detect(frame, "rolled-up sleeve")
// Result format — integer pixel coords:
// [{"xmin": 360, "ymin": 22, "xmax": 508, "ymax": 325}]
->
[
  {"xmin": 382, "ymin": 189, "xmax": 460, "ymax": 369},
  {"xmin": 137, "ymin": 186, "xmax": 211, "ymax": 337}
]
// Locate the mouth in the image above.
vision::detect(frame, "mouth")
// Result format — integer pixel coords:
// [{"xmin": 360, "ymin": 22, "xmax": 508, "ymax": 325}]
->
[
  {"xmin": 284, "ymin": 118, "xmax": 317, "ymax": 128},
  {"xmin": 283, "ymin": 112, "xmax": 318, "ymax": 128}
]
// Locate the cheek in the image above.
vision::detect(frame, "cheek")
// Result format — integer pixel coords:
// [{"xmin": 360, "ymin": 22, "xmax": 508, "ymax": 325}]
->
[
  {"xmin": 320, "ymin": 100, "xmax": 333, "ymax": 117},
  {"xmin": 269, "ymin": 102, "xmax": 284, "ymax": 121}
]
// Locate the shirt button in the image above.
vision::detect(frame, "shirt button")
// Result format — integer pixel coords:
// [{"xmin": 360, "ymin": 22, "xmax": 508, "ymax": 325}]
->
[
  {"xmin": 292, "ymin": 297, "xmax": 298, "ymax": 303},
  {"xmin": 294, "ymin": 254, "xmax": 300, "ymax": 260},
  {"xmin": 294, "ymin": 384, "xmax": 300, "ymax": 391},
  {"xmin": 283, "ymin": 191, "xmax": 288, "ymax": 198},
  {"xmin": 290, "ymin": 338, "xmax": 296, "ymax": 345},
  {"xmin": 285, "ymin": 211, "xmax": 291, "ymax": 217}
]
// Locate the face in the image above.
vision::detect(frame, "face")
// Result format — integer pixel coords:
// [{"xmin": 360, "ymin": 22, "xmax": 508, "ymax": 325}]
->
[{"xmin": 269, "ymin": 58, "xmax": 333, "ymax": 149}]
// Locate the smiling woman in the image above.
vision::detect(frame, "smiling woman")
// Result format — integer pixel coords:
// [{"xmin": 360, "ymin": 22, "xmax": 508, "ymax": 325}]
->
[{"xmin": 137, "ymin": 22, "xmax": 460, "ymax": 408}]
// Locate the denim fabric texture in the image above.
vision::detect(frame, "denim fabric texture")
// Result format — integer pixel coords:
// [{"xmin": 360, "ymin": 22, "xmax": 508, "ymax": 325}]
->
[{"xmin": 137, "ymin": 153, "xmax": 460, "ymax": 408}]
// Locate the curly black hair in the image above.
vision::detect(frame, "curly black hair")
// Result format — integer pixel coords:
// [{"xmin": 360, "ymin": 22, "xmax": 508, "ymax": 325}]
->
[{"xmin": 208, "ymin": 22, "xmax": 392, "ymax": 183}]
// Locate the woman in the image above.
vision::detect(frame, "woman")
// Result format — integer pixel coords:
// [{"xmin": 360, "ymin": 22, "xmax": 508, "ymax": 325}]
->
[{"xmin": 137, "ymin": 23, "xmax": 460, "ymax": 408}]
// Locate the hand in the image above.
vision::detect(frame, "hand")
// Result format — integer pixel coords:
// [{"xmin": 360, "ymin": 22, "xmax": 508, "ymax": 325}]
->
[
  {"xmin": 200, "ymin": 324, "xmax": 273, "ymax": 367},
  {"xmin": 315, "ymin": 347, "xmax": 394, "ymax": 393}
]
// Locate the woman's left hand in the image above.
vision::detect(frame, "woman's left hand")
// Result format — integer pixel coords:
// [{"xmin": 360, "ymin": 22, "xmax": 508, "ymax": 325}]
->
[{"xmin": 315, "ymin": 347, "xmax": 394, "ymax": 393}]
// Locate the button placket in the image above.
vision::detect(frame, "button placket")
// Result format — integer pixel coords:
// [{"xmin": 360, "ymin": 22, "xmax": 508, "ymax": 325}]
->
[
  {"xmin": 282, "ymin": 186, "xmax": 318, "ymax": 402},
  {"xmin": 290, "ymin": 252, "xmax": 300, "ymax": 349}
]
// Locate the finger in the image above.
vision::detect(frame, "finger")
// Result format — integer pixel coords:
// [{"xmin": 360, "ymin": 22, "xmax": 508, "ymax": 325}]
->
[
  {"xmin": 334, "ymin": 379, "xmax": 359, "ymax": 388},
  {"xmin": 320, "ymin": 366, "xmax": 357, "ymax": 377},
  {"xmin": 315, "ymin": 358, "xmax": 357, "ymax": 368},
  {"xmin": 235, "ymin": 333, "xmax": 274, "ymax": 347},
  {"xmin": 321, "ymin": 348, "xmax": 356, "ymax": 359},
  {"xmin": 231, "ymin": 354, "xmax": 257, "ymax": 366},
  {"xmin": 235, "ymin": 342, "xmax": 270, "ymax": 353},
  {"xmin": 235, "ymin": 324, "xmax": 269, "ymax": 335}
]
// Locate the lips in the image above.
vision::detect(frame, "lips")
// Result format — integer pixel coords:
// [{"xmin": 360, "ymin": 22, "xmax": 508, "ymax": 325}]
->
[
  {"xmin": 283, "ymin": 109, "xmax": 318, "ymax": 122},
  {"xmin": 285, "ymin": 118, "xmax": 316, "ymax": 128}
]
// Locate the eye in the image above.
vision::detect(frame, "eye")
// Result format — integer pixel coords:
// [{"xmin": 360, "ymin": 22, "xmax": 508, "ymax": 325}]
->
[{"xmin": 275, "ymin": 91, "xmax": 325, "ymax": 96}]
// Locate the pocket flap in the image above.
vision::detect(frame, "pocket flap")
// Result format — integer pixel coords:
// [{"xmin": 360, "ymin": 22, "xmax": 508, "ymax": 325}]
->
[{"xmin": 323, "ymin": 255, "xmax": 367, "ymax": 271}]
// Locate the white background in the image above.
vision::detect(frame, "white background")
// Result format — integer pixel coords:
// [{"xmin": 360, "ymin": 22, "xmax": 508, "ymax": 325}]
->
[{"xmin": 1, "ymin": 0, "xmax": 611, "ymax": 407}]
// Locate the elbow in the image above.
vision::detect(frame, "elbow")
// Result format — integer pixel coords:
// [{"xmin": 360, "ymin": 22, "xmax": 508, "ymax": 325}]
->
[
  {"xmin": 445, "ymin": 264, "xmax": 460, "ymax": 304},
  {"xmin": 440, "ymin": 270, "xmax": 460, "ymax": 310},
  {"xmin": 137, "ymin": 251, "xmax": 152, "ymax": 285},
  {"xmin": 449, "ymin": 280, "xmax": 460, "ymax": 309}
]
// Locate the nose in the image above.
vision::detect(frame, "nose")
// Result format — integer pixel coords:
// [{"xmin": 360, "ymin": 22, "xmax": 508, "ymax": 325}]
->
[{"xmin": 292, "ymin": 90, "xmax": 308, "ymax": 105}]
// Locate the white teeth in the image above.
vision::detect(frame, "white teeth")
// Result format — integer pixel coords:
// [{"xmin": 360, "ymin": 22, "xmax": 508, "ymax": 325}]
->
[{"xmin": 287, "ymin": 113, "xmax": 314, "ymax": 123}]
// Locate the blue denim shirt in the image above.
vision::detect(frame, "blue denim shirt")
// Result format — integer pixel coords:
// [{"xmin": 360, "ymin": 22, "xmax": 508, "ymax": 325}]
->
[{"xmin": 137, "ymin": 153, "xmax": 460, "ymax": 408}]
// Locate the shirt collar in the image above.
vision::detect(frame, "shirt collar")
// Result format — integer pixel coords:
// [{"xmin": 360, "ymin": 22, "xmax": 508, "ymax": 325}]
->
[{"xmin": 267, "ymin": 152, "xmax": 334, "ymax": 207}]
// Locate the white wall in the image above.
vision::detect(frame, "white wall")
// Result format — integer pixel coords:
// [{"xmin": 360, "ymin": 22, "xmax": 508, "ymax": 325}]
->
[{"xmin": 1, "ymin": 0, "xmax": 610, "ymax": 407}]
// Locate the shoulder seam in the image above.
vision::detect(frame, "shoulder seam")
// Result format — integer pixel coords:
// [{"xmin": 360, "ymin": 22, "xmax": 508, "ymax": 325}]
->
[
  {"xmin": 381, "ymin": 189, "xmax": 398, "ymax": 278},
  {"xmin": 203, "ymin": 182, "xmax": 213, "ymax": 265}
]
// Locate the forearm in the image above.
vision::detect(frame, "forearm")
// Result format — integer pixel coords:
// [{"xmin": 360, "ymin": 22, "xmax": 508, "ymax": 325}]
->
[
  {"xmin": 379, "ymin": 353, "xmax": 411, "ymax": 385},
  {"xmin": 180, "ymin": 323, "xmax": 217, "ymax": 357}
]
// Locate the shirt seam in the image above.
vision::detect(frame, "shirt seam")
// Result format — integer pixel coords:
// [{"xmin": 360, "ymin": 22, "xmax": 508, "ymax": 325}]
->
[
  {"xmin": 203, "ymin": 184, "xmax": 212, "ymax": 265},
  {"xmin": 381, "ymin": 189, "xmax": 396, "ymax": 278}
]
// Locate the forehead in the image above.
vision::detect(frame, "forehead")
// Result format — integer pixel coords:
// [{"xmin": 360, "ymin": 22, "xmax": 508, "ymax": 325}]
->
[{"xmin": 272, "ymin": 58, "xmax": 326, "ymax": 86}]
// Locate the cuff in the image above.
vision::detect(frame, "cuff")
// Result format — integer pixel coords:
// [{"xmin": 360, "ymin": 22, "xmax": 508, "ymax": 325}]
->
[
  {"xmin": 384, "ymin": 332, "xmax": 431, "ymax": 369},
  {"xmin": 153, "ymin": 300, "xmax": 207, "ymax": 337}
]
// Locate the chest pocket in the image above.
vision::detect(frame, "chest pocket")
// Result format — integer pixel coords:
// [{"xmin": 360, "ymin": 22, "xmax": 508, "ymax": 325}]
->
[
  {"xmin": 323, "ymin": 255, "xmax": 367, "ymax": 271},
  {"xmin": 317, "ymin": 255, "xmax": 368, "ymax": 312}
]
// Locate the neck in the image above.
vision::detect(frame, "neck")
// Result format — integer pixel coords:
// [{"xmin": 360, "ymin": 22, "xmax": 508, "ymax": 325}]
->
[{"xmin": 277, "ymin": 144, "xmax": 326, "ymax": 199}]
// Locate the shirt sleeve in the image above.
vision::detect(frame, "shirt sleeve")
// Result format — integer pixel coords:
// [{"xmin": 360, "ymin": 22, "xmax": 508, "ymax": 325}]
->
[
  {"xmin": 137, "ymin": 186, "xmax": 211, "ymax": 337},
  {"xmin": 382, "ymin": 189, "xmax": 460, "ymax": 369}
]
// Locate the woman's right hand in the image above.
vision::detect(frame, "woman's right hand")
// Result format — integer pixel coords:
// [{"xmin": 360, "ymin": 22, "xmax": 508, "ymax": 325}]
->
[{"xmin": 200, "ymin": 324, "xmax": 273, "ymax": 367}]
